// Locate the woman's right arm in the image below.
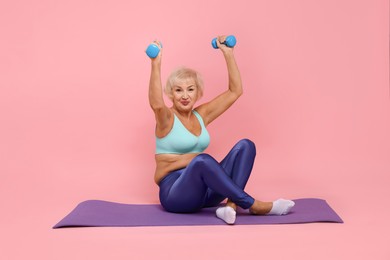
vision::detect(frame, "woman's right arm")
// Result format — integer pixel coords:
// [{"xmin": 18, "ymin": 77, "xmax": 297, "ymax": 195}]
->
[{"xmin": 148, "ymin": 42, "xmax": 172, "ymax": 132}]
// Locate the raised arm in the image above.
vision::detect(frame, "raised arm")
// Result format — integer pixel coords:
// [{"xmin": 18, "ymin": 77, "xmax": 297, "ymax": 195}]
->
[
  {"xmin": 148, "ymin": 41, "xmax": 172, "ymax": 132},
  {"xmin": 195, "ymin": 35, "xmax": 243, "ymax": 126}
]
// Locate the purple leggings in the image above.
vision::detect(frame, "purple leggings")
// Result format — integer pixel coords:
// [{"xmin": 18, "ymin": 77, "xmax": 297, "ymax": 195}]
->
[{"xmin": 158, "ymin": 139, "xmax": 256, "ymax": 213}]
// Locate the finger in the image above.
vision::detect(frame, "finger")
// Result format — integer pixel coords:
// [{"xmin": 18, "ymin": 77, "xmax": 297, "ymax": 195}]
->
[
  {"xmin": 152, "ymin": 39, "xmax": 162, "ymax": 49},
  {"xmin": 215, "ymin": 37, "xmax": 221, "ymax": 48},
  {"xmin": 218, "ymin": 35, "xmax": 227, "ymax": 44},
  {"xmin": 216, "ymin": 36, "xmax": 224, "ymax": 48}
]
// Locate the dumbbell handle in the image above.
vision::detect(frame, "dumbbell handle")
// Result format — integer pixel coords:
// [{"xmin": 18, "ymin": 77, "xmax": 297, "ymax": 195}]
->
[{"xmin": 212, "ymin": 35, "xmax": 237, "ymax": 49}]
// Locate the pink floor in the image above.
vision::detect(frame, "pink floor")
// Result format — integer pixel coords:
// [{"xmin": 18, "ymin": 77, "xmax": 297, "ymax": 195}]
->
[{"xmin": 2, "ymin": 158, "xmax": 390, "ymax": 259}]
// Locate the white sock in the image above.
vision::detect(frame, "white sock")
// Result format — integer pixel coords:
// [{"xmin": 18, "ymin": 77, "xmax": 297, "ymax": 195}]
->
[
  {"xmin": 216, "ymin": 206, "xmax": 236, "ymax": 225},
  {"xmin": 267, "ymin": 199, "xmax": 295, "ymax": 215}
]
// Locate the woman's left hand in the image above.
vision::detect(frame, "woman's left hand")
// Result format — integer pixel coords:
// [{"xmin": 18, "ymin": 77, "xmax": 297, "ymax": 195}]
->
[{"xmin": 215, "ymin": 35, "xmax": 234, "ymax": 54}]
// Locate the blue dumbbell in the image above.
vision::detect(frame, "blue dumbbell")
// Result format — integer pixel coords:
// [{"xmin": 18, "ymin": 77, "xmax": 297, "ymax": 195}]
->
[
  {"xmin": 146, "ymin": 41, "xmax": 162, "ymax": 58},
  {"xmin": 212, "ymin": 35, "xmax": 237, "ymax": 49}
]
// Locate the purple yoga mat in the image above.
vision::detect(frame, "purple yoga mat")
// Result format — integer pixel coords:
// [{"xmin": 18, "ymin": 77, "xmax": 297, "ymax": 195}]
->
[{"xmin": 53, "ymin": 198, "xmax": 343, "ymax": 228}]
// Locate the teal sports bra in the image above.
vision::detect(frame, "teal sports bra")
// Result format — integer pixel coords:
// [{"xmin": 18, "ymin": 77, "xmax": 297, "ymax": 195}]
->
[{"xmin": 155, "ymin": 110, "xmax": 210, "ymax": 154}]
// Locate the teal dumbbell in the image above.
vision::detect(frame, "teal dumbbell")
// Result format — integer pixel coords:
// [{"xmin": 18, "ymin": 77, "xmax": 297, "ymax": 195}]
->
[
  {"xmin": 146, "ymin": 41, "xmax": 162, "ymax": 58},
  {"xmin": 212, "ymin": 35, "xmax": 237, "ymax": 49}
]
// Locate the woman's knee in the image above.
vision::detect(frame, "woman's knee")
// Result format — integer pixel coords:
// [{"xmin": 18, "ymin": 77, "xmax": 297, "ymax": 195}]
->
[
  {"xmin": 236, "ymin": 139, "xmax": 256, "ymax": 154},
  {"xmin": 193, "ymin": 153, "xmax": 217, "ymax": 166},
  {"xmin": 189, "ymin": 154, "xmax": 222, "ymax": 174}
]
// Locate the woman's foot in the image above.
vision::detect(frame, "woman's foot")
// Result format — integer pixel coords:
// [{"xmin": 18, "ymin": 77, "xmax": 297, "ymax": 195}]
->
[
  {"xmin": 267, "ymin": 199, "xmax": 295, "ymax": 215},
  {"xmin": 249, "ymin": 200, "xmax": 273, "ymax": 215},
  {"xmin": 216, "ymin": 206, "xmax": 236, "ymax": 224},
  {"xmin": 249, "ymin": 199, "xmax": 295, "ymax": 215}
]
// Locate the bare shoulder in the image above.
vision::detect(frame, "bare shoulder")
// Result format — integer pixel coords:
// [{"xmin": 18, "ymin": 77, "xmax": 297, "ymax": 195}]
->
[
  {"xmin": 194, "ymin": 105, "xmax": 207, "ymax": 119},
  {"xmin": 194, "ymin": 102, "xmax": 213, "ymax": 126}
]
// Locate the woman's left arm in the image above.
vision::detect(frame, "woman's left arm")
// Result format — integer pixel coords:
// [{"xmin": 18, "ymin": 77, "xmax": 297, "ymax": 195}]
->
[{"xmin": 195, "ymin": 36, "xmax": 243, "ymax": 126}]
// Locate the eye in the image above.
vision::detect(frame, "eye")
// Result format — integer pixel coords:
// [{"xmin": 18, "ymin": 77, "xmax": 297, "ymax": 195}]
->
[{"xmin": 175, "ymin": 88, "xmax": 182, "ymax": 92}]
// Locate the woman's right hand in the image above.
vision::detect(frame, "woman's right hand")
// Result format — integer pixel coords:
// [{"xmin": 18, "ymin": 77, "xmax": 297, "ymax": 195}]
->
[
  {"xmin": 215, "ymin": 35, "xmax": 234, "ymax": 55},
  {"xmin": 148, "ymin": 40, "xmax": 163, "ymax": 63}
]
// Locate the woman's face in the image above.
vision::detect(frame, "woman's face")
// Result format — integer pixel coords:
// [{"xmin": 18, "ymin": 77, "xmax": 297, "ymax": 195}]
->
[{"xmin": 172, "ymin": 78, "xmax": 198, "ymax": 112}]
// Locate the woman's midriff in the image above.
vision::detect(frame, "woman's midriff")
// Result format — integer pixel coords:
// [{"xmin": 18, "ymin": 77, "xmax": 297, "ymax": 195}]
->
[{"xmin": 154, "ymin": 153, "xmax": 199, "ymax": 184}]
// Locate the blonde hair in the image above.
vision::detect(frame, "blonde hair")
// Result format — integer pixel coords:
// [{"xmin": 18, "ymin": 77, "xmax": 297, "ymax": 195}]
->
[{"xmin": 165, "ymin": 67, "xmax": 204, "ymax": 100}]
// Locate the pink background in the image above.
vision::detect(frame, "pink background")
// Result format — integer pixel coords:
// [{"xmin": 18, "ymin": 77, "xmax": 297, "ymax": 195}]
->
[{"xmin": 1, "ymin": 0, "xmax": 389, "ymax": 259}]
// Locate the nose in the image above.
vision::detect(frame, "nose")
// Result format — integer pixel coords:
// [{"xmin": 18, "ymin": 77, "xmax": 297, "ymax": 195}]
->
[{"xmin": 182, "ymin": 91, "xmax": 189, "ymax": 99}]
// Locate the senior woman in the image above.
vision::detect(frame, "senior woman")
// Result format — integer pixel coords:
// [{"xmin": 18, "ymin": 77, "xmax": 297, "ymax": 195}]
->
[{"xmin": 147, "ymin": 36, "xmax": 294, "ymax": 224}]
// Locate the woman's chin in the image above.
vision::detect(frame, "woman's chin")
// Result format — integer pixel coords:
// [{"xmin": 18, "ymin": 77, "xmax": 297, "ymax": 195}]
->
[{"xmin": 175, "ymin": 104, "xmax": 194, "ymax": 112}]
